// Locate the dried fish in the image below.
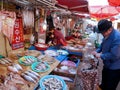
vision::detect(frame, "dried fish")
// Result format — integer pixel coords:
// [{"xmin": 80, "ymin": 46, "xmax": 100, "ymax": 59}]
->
[
  {"xmin": 28, "ymin": 70, "xmax": 40, "ymax": 77},
  {"xmin": 21, "ymin": 56, "xmax": 36, "ymax": 65},
  {"xmin": 5, "ymin": 58, "xmax": 12, "ymax": 63},
  {"xmin": 37, "ymin": 55, "xmax": 55, "ymax": 64},
  {"xmin": 22, "ymin": 10, "xmax": 34, "ymax": 27},
  {"xmin": 35, "ymin": 62, "xmax": 47, "ymax": 71},
  {"xmin": 21, "ymin": 73, "xmax": 36, "ymax": 83},
  {"xmin": 25, "ymin": 58, "xmax": 32, "ymax": 63},
  {"xmin": 42, "ymin": 78, "xmax": 63, "ymax": 90},
  {"xmin": 1, "ymin": 72, "xmax": 27, "ymax": 90},
  {"xmin": 24, "ymin": 71, "xmax": 39, "ymax": 80},
  {"xmin": 28, "ymin": 57, "xmax": 34, "ymax": 62},
  {"xmin": 0, "ymin": 60, "xmax": 6, "ymax": 65},
  {"xmin": 7, "ymin": 66, "xmax": 18, "ymax": 73},
  {"xmin": 1, "ymin": 58, "xmax": 10, "ymax": 64},
  {"xmin": 13, "ymin": 64, "xmax": 23, "ymax": 70}
]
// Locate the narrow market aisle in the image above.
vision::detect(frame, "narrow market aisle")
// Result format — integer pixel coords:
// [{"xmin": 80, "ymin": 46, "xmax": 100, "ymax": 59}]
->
[{"xmin": 74, "ymin": 59, "xmax": 120, "ymax": 90}]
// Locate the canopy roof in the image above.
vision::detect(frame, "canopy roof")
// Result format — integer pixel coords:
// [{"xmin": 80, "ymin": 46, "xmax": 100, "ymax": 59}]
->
[
  {"xmin": 89, "ymin": 5, "xmax": 120, "ymax": 19},
  {"xmin": 56, "ymin": 0, "xmax": 89, "ymax": 14},
  {"xmin": 108, "ymin": 0, "xmax": 120, "ymax": 6}
]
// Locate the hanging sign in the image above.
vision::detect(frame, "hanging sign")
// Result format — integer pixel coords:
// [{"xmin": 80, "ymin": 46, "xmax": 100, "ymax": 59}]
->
[{"xmin": 12, "ymin": 18, "xmax": 24, "ymax": 50}]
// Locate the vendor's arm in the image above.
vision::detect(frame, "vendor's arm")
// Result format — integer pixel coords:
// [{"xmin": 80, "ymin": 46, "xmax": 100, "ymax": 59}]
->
[{"xmin": 60, "ymin": 39, "xmax": 67, "ymax": 46}]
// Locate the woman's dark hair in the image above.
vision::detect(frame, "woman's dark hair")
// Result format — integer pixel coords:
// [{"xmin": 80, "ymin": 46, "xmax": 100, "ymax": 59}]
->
[
  {"xmin": 57, "ymin": 28, "xmax": 61, "ymax": 31},
  {"xmin": 49, "ymin": 27, "xmax": 55, "ymax": 31}
]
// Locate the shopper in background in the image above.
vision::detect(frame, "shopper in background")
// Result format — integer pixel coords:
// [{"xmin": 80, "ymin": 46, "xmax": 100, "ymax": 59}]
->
[{"xmin": 92, "ymin": 19, "xmax": 120, "ymax": 90}]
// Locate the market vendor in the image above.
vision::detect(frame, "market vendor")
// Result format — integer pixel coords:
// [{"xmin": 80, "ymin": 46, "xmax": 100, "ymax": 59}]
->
[
  {"xmin": 46, "ymin": 28, "xmax": 56, "ymax": 46},
  {"xmin": 53, "ymin": 28, "xmax": 67, "ymax": 47},
  {"xmin": 92, "ymin": 19, "xmax": 120, "ymax": 90}
]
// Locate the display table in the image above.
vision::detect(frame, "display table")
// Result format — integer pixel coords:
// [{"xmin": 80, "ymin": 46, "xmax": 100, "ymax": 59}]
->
[
  {"xmin": 0, "ymin": 48, "xmax": 77, "ymax": 90},
  {"xmin": 0, "ymin": 56, "xmax": 60, "ymax": 90},
  {"xmin": 29, "ymin": 46, "xmax": 68, "ymax": 62}
]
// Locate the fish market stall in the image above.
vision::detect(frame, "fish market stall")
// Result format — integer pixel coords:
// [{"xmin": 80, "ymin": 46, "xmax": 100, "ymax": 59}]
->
[{"xmin": 0, "ymin": 50, "xmax": 60, "ymax": 90}]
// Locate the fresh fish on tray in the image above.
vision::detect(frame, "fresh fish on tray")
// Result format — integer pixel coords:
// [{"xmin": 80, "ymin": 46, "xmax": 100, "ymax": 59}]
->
[
  {"xmin": 21, "ymin": 70, "xmax": 40, "ymax": 83},
  {"xmin": 24, "ymin": 71, "xmax": 39, "ymax": 80},
  {"xmin": 0, "ymin": 58, "xmax": 12, "ymax": 65},
  {"xmin": 19, "ymin": 56, "xmax": 37, "ymax": 65},
  {"xmin": 21, "ymin": 73, "xmax": 36, "ymax": 83},
  {"xmin": 28, "ymin": 70, "xmax": 40, "ymax": 77}
]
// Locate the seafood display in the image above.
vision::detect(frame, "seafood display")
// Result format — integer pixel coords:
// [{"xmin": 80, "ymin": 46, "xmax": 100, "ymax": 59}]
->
[
  {"xmin": 0, "ymin": 49, "xmax": 63, "ymax": 89},
  {"xmin": 35, "ymin": 43, "xmax": 48, "ymax": 50},
  {"xmin": 13, "ymin": 63, "xmax": 23, "ymax": 71},
  {"xmin": 0, "ymin": 73, "xmax": 27, "ymax": 90},
  {"xmin": 7, "ymin": 64, "xmax": 23, "ymax": 73},
  {"xmin": 25, "ymin": 50, "xmax": 42, "ymax": 57},
  {"xmin": 8, "ymin": 66, "xmax": 19, "ymax": 73},
  {"xmin": 57, "ymin": 50, "xmax": 69, "ymax": 55},
  {"xmin": 37, "ymin": 55, "xmax": 56, "ymax": 64},
  {"xmin": 63, "ymin": 44, "xmax": 83, "ymax": 49},
  {"xmin": 40, "ymin": 75, "xmax": 67, "ymax": 90},
  {"xmin": 19, "ymin": 56, "xmax": 37, "ymax": 66},
  {"xmin": 0, "ymin": 58, "xmax": 12, "ymax": 65},
  {"xmin": 44, "ymin": 50, "xmax": 58, "ymax": 57},
  {"xmin": 31, "ymin": 62, "xmax": 50, "ymax": 72},
  {"xmin": 8, "ymin": 50, "xmax": 26, "ymax": 59},
  {"xmin": 28, "ymin": 70, "xmax": 40, "ymax": 77},
  {"xmin": 61, "ymin": 61, "xmax": 76, "ymax": 67},
  {"xmin": 21, "ymin": 70, "xmax": 40, "ymax": 83},
  {"xmin": 54, "ymin": 65, "xmax": 77, "ymax": 75}
]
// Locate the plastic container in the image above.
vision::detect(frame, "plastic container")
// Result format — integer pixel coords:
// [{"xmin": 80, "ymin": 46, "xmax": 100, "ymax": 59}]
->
[
  {"xmin": 57, "ymin": 50, "xmax": 69, "ymax": 55},
  {"xmin": 18, "ymin": 56, "xmax": 37, "ymax": 66},
  {"xmin": 39, "ymin": 75, "xmax": 67, "ymax": 90},
  {"xmin": 61, "ymin": 60, "xmax": 76, "ymax": 67},
  {"xmin": 35, "ymin": 43, "xmax": 48, "ymax": 50},
  {"xmin": 31, "ymin": 61, "xmax": 50, "ymax": 72}
]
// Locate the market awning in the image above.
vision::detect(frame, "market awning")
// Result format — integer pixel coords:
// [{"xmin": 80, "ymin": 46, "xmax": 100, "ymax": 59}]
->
[
  {"xmin": 108, "ymin": 0, "xmax": 120, "ymax": 6},
  {"xmin": 56, "ymin": 0, "xmax": 89, "ymax": 14},
  {"xmin": 89, "ymin": 5, "xmax": 120, "ymax": 19}
]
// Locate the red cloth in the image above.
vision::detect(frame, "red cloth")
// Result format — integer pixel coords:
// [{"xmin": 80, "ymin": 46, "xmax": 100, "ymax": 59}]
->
[
  {"xmin": 53, "ymin": 30, "xmax": 67, "ymax": 46},
  {"xmin": 65, "ymin": 36, "xmax": 75, "ymax": 40}
]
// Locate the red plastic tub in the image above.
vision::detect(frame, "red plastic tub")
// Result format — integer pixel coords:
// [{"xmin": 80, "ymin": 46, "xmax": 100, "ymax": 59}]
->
[{"xmin": 35, "ymin": 43, "xmax": 48, "ymax": 50}]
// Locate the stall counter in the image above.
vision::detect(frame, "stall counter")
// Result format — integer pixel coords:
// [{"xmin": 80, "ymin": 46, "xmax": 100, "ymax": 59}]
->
[{"xmin": 0, "ymin": 57, "xmax": 60, "ymax": 90}]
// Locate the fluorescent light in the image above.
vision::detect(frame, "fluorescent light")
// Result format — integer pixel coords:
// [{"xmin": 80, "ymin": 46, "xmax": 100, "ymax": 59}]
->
[{"xmin": 88, "ymin": 0, "xmax": 108, "ymax": 6}]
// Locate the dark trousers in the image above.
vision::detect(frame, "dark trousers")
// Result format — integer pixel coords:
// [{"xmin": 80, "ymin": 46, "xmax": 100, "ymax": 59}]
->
[{"xmin": 100, "ymin": 68, "xmax": 120, "ymax": 90}]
